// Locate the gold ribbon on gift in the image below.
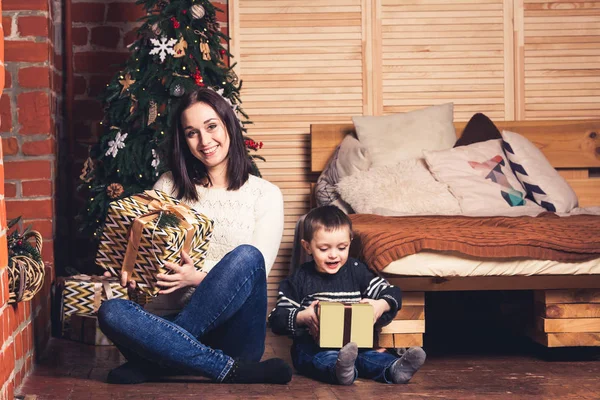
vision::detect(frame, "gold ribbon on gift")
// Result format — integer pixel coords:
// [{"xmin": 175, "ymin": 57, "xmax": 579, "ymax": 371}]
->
[
  {"xmin": 121, "ymin": 190, "xmax": 196, "ymax": 278},
  {"xmin": 70, "ymin": 274, "xmax": 116, "ymax": 313}
]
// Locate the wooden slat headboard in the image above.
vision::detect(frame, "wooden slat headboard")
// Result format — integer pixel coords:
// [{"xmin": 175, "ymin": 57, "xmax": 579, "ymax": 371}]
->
[{"xmin": 310, "ymin": 120, "xmax": 600, "ymax": 207}]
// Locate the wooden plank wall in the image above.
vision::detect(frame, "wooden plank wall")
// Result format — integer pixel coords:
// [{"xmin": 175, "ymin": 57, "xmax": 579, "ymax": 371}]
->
[
  {"xmin": 379, "ymin": 0, "xmax": 512, "ymax": 120},
  {"xmin": 521, "ymin": 0, "xmax": 600, "ymax": 119},
  {"xmin": 229, "ymin": 0, "xmax": 600, "ymax": 309}
]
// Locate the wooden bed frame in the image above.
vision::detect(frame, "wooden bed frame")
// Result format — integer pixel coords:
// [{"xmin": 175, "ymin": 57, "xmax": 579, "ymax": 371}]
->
[{"xmin": 311, "ymin": 119, "xmax": 600, "ymax": 347}]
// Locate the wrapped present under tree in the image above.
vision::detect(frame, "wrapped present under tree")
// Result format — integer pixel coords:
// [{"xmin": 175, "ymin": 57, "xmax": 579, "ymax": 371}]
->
[
  {"xmin": 57, "ymin": 274, "xmax": 142, "ymax": 335},
  {"xmin": 96, "ymin": 189, "xmax": 213, "ymax": 296}
]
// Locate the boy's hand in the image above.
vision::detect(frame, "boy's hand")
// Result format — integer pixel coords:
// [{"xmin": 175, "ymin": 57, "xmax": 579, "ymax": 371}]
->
[
  {"xmin": 360, "ymin": 298, "xmax": 390, "ymax": 323},
  {"xmin": 296, "ymin": 300, "xmax": 320, "ymax": 341}
]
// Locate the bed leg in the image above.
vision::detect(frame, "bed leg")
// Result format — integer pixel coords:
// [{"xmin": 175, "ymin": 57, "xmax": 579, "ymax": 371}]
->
[
  {"xmin": 378, "ymin": 291, "xmax": 425, "ymax": 348},
  {"xmin": 531, "ymin": 289, "xmax": 600, "ymax": 347}
]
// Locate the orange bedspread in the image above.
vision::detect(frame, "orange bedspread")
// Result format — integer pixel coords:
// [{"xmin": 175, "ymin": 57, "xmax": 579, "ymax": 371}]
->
[{"xmin": 349, "ymin": 213, "xmax": 600, "ymax": 272}]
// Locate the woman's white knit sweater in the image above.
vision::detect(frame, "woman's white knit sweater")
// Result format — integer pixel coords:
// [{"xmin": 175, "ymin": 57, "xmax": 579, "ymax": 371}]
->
[{"xmin": 147, "ymin": 172, "xmax": 284, "ymax": 314}]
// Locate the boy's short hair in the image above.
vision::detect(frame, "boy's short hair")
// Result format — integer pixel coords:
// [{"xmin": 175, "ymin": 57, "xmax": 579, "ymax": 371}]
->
[{"xmin": 302, "ymin": 205, "xmax": 353, "ymax": 242}]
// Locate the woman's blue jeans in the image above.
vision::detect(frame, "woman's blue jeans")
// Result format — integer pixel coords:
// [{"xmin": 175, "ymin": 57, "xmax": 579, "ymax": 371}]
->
[
  {"xmin": 98, "ymin": 245, "xmax": 267, "ymax": 382},
  {"xmin": 291, "ymin": 337, "xmax": 399, "ymax": 384}
]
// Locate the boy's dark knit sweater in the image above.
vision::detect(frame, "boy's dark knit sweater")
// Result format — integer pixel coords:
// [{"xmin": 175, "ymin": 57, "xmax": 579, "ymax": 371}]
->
[{"xmin": 268, "ymin": 258, "xmax": 402, "ymax": 339}]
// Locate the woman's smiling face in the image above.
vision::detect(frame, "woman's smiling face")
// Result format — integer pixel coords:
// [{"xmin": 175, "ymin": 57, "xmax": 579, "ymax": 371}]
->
[{"xmin": 181, "ymin": 102, "xmax": 231, "ymax": 171}]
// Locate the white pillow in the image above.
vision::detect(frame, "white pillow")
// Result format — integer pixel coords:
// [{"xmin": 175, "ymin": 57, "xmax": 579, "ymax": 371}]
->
[
  {"xmin": 424, "ymin": 139, "xmax": 545, "ymax": 216},
  {"xmin": 352, "ymin": 103, "xmax": 456, "ymax": 169},
  {"xmin": 501, "ymin": 130, "xmax": 578, "ymax": 213},
  {"xmin": 335, "ymin": 158, "xmax": 461, "ymax": 215}
]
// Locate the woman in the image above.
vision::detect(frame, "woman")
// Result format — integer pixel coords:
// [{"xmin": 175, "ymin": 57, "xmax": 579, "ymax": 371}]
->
[{"xmin": 98, "ymin": 88, "xmax": 291, "ymax": 384}]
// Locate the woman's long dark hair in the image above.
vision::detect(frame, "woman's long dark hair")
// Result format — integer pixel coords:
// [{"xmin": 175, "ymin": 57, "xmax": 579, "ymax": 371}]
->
[{"xmin": 170, "ymin": 88, "xmax": 252, "ymax": 201}]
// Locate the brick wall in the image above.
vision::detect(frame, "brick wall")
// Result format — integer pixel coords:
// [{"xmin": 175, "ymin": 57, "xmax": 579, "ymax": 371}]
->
[
  {"xmin": 0, "ymin": 0, "xmax": 58, "ymax": 396},
  {"xmin": 71, "ymin": 0, "xmax": 229, "ymax": 272},
  {"xmin": 0, "ymin": 0, "xmax": 229, "ymax": 396}
]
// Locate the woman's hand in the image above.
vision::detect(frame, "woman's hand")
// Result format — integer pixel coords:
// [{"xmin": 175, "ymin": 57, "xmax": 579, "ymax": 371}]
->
[
  {"xmin": 360, "ymin": 298, "xmax": 391, "ymax": 324},
  {"xmin": 156, "ymin": 250, "xmax": 207, "ymax": 294},
  {"xmin": 103, "ymin": 270, "xmax": 138, "ymax": 300},
  {"xmin": 103, "ymin": 270, "xmax": 136, "ymax": 290},
  {"xmin": 296, "ymin": 300, "xmax": 320, "ymax": 341}
]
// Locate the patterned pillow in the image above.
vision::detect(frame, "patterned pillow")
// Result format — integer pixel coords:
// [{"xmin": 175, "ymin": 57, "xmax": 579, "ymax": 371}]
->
[
  {"xmin": 501, "ymin": 130, "xmax": 578, "ymax": 213},
  {"xmin": 424, "ymin": 139, "xmax": 545, "ymax": 216},
  {"xmin": 315, "ymin": 135, "xmax": 371, "ymax": 213},
  {"xmin": 315, "ymin": 145, "xmax": 345, "ymax": 207}
]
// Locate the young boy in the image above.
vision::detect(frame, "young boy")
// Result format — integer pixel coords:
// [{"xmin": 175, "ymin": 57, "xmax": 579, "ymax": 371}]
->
[{"xmin": 269, "ymin": 205, "xmax": 426, "ymax": 385}]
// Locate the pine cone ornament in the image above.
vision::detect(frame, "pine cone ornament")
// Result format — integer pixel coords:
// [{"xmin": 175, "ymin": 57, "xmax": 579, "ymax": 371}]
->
[{"xmin": 107, "ymin": 183, "xmax": 124, "ymax": 199}]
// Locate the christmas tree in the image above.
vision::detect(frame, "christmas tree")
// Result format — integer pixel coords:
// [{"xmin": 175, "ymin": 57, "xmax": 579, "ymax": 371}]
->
[{"xmin": 78, "ymin": 0, "xmax": 263, "ymax": 239}]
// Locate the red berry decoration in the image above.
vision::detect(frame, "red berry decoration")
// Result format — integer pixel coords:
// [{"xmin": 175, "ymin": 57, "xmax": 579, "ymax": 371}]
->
[
  {"xmin": 219, "ymin": 49, "xmax": 226, "ymax": 56},
  {"xmin": 192, "ymin": 69, "xmax": 204, "ymax": 87},
  {"xmin": 17, "ymin": 240, "xmax": 23, "ymax": 246},
  {"xmin": 170, "ymin": 17, "xmax": 180, "ymax": 29}
]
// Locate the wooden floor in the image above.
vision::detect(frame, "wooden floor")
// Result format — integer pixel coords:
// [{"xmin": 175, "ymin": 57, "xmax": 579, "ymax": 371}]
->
[{"xmin": 16, "ymin": 330, "xmax": 600, "ymax": 400}]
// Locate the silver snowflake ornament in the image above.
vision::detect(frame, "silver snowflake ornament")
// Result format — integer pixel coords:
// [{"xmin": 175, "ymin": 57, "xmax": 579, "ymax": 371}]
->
[
  {"xmin": 106, "ymin": 131, "xmax": 128, "ymax": 158},
  {"xmin": 149, "ymin": 36, "xmax": 178, "ymax": 63}
]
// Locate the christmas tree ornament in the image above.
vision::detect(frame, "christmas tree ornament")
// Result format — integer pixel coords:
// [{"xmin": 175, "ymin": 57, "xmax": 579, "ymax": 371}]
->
[
  {"xmin": 194, "ymin": 29, "xmax": 208, "ymax": 39},
  {"xmin": 129, "ymin": 94, "xmax": 138, "ymax": 115},
  {"xmin": 173, "ymin": 37, "xmax": 188, "ymax": 58},
  {"xmin": 226, "ymin": 69, "xmax": 239, "ymax": 85},
  {"xmin": 170, "ymin": 83, "xmax": 185, "ymax": 97},
  {"xmin": 105, "ymin": 131, "xmax": 128, "ymax": 158},
  {"xmin": 151, "ymin": 149, "xmax": 160, "ymax": 176},
  {"xmin": 200, "ymin": 40, "xmax": 211, "ymax": 61},
  {"xmin": 106, "ymin": 183, "xmax": 125, "ymax": 199},
  {"xmin": 192, "ymin": 69, "xmax": 204, "ymax": 86},
  {"xmin": 156, "ymin": 0, "xmax": 169, "ymax": 10},
  {"xmin": 119, "ymin": 73, "xmax": 136, "ymax": 96},
  {"xmin": 149, "ymin": 36, "xmax": 178, "ymax": 63},
  {"xmin": 190, "ymin": 4, "xmax": 205, "ymax": 19},
  {"xmin": 148, "ymin": 101, "xmax": 158, "ymax": 125},
  {"xmin": 79, "ymin": 156, "xmax": 94, "ymax": 183},
  {"xmin": 170, "ymin": 16, "xmax": 180, "ymax": 29},
  {"xmin": 151, "ymin": 22, "xmax": 162, "ymax": 36},
  {"xmin": 219, "ymin": 49, "xmax": 226, "ymax": 57}
]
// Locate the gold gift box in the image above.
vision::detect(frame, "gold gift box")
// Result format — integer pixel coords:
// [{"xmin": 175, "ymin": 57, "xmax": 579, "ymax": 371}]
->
[
  {"xmin": 96, "ymin": 190, "xmax": 213, "ymax": 296},
  {"xmin": 58, "ymin": 274, "xmax": 139, "ymax": 335},
  {"xmin": 68, "ymin": 314, "xmax": 112, "ymax": 346},
  {"xmin": 318, "ymin": 302, "xmax": 374, "ymax": 348}
]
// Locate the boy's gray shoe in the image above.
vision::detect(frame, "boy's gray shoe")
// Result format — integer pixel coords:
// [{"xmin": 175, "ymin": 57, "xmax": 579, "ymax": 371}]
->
[
  {"xmin": 335, "ymin": 342, "xmax": 358, "ymax": 385},
  {"xmin": 388, "ymin": 346, "xmax": 426, "ymax": 384}
]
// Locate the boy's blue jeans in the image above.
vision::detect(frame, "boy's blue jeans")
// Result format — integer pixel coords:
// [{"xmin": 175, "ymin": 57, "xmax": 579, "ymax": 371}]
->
[
  {"xmin": 291, "ymin": 336, "xmax": 399, "ymax": 384},
  {"xmin": 98, "ymin": 245, "xmax": 267, "ymax": 382}
]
